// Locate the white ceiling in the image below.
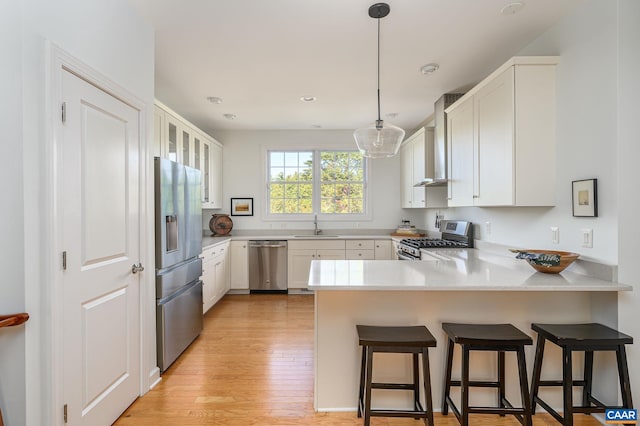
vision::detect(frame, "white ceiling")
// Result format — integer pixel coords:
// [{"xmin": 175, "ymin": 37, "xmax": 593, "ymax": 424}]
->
[{"xmin": 129, "ymin": 0, "xmax": 584, "ymax": 134}]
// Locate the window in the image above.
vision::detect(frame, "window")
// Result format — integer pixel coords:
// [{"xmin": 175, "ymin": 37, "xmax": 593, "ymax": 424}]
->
[{"xmin": 267, "ymin": 150, "xmax": 367, "ymax": 217}]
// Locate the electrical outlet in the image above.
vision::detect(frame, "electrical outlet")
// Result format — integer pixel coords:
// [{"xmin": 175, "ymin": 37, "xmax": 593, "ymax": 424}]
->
[
  {"xmin": 551, "ymin": 227, "xmax": 559, "ymax": 244},
  {"xmin": 581, "ymin": 228, "xmax": 593, "ymax": 248},
  {"xmin": 485, "ymin": 221, "xmax": 492, "ymax": 235}
]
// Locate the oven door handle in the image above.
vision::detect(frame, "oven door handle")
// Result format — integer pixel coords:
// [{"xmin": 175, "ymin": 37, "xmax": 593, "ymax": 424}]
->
[{"xmin": 397, "ymin": 251, "xmax": 417, "ymax": 261}]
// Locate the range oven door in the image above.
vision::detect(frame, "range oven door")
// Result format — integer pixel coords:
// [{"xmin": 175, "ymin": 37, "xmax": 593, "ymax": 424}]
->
[{"xmin": 397, "ymin": 250, "xmax": 419, "ymax": 261}]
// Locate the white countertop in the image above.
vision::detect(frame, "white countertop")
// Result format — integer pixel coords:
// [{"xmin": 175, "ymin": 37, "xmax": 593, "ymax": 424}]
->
[
  {"xmin": 308, "ymin": 248, "xmax": 631, "ymax": 292},
  {"xmin": 201, "ymin": 229, "xmax": 407, "ymax": 249}
]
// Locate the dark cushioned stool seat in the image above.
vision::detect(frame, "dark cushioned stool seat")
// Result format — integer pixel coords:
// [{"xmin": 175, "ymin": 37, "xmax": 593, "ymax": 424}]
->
[
  {"xmin": 356, "ymin": 325, "xmax": 437, "ymax": 426},
  {"xmin": 442, "ymin": 323, "xmax": 533, "ymax": 426},
  {"xmin": 530, "ymin": 323, "xmax": 633, "ymax": 426}
]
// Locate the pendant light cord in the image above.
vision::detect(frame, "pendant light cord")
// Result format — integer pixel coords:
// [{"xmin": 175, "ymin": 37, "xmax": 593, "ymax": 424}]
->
[{"xmin": 376, "ymin": 17, "xmax": 381, "ymax": 123}]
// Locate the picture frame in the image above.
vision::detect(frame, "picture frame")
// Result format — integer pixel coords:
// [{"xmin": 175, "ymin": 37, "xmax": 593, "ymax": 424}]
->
[
  {"xmin": 230, "ymin": 198, "xmax": 254, "ymax": 216},
  {"xmin": 572, "ymin": 179, "xmax": 598, "ymax": 217}
]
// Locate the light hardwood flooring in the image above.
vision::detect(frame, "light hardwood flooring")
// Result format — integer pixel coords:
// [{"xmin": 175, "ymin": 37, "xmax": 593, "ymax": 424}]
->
[{"xmin": 115, "ymin": 294, "xmax": 602, "ymax": 425}]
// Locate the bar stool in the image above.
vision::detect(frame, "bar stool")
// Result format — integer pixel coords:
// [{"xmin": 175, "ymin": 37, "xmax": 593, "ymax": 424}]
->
[
  {"xmin": 530, "ymin": 323, "xmax": 634, "ymax": 425},
  {"xmin": 356, "ymin": 325, "xmax": 437, "ymax": 426},
  {"xmin": 442, "ymin": 323, "xmax": 533, "ymax": 426}
]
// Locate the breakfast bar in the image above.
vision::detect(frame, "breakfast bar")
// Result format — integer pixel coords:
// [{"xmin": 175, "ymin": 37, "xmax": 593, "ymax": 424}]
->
[{"xmin": 308, "ymin": 249, "xmax": 632, "ymax": 414}]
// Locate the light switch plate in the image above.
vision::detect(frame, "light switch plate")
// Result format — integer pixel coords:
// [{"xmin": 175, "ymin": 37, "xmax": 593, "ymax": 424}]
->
[
  {"xmin": 551, "ymin": 227, "xmax": 559, "ymax": 244},
  {"xmin": 581, "ymin": 228, "xmax": 593, "ymax": 248}
]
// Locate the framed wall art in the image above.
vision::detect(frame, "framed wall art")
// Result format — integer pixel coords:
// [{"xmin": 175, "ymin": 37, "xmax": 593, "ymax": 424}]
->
[
  {"xmin": 230, "ymin": 198, "xmax": 254, "ymax": 216},
  {"xmin": 572, "ymin": 179, "xmax": 598, "ymax": 217}
]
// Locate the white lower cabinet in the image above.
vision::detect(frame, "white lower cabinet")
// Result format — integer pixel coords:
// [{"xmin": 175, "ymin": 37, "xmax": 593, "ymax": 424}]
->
[
  {"xmin": 374, "ymin": 240, "xmax": 393, "ymax": 260},
  {"xmin": 230, "ymin": 240, "xmax": 249, "ymax": 290},
  {"xmin": 287, "ymin": 240, "xmax": 346, "ymax": 289},
  {"xmin": 201, "ymin": 241, "xmax": 229, "ymax": 313},
  {"xmin": 345, "ymin": 239, "xmax": 374, "ymax": 260}
]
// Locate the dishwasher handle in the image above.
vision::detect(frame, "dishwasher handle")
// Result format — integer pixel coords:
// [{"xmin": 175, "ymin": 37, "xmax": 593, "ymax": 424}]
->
[{"xmin": 248, "ymin": 240, "xmax": 288, "ymax": 248}]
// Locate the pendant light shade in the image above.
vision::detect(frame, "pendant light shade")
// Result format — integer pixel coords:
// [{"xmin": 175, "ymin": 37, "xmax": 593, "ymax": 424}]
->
[
  {"xmin": 354, "ymin": 120, "xmax": 405, "ymax": 158},
  {"xmin": 353, "ymin": 3, "xmax": 405, "ymax": 158}
]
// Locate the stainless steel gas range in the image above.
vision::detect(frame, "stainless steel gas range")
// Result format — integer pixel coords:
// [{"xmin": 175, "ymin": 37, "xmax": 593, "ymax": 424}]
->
[{"xmin": 397, "ymin": 220, "xmax": 473, "ymax": 260}]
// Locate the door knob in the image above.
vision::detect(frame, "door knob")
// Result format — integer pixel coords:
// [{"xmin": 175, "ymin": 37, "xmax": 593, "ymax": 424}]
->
[{"xmin": 132, "ymin": 263, "xmax": 145, "ymax": 274}]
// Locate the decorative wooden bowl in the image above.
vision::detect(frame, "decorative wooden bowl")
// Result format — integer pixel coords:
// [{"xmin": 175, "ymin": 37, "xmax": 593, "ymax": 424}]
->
[{"xmin": 515, "ymin": 250, "xmax": 580, "ymax": 274}]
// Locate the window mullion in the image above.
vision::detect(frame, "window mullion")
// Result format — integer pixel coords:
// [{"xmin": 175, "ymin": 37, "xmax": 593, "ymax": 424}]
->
[{"xmin": 313, "ymin": 150, "xmax": 320, "ymax": 216}]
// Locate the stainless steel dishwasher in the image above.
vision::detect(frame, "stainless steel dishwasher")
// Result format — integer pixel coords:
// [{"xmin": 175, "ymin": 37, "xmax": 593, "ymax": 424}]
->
[{"xmin": 248, "ymin": 240, "xmax": 288, "ymax": 293}]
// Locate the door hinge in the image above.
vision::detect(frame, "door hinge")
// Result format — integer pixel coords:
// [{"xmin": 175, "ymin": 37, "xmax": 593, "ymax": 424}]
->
[
  {"xmin": 63, "ymin": 404, "xmax": 68, "ymax": 423},
  {"xmin": 62, "ymin": 251, "xmax": 67, "ymax": 271},
  {"xmin": 61, "ymin": 102, "xmax": 66, "ymax": 123}
]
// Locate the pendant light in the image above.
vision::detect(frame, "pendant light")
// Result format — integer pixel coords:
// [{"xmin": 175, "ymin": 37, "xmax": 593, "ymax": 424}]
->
[{"xmin": 353, "ymin": 3, "xmax": 405, "ymax": 158}]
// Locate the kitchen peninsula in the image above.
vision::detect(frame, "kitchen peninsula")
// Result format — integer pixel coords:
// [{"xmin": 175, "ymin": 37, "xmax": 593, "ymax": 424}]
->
[{"xmin": 309, "ymin": 248, "xmax": 631, "ymax": 413}]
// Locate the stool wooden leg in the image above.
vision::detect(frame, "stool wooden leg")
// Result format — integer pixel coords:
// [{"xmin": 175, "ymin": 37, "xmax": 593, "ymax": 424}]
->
[
  {"xmin": 461, "ymin": 345, "xmax": 470, "ymax": 426},
  {"xmin": 413, "ymin": 352, "xmax": 420, "ymax": 415},
  {"xmin": 562, "ymin": 346, "xmax": 574, "ymax": 426},
  {"xmin": 530, "ymin": 333, "xmax": 546, "ymax": 414},
  {"xmin": 442, "ymin": 337, "xmax": 454, "ymax": 415},
  {"xmin": 517, "ymin": 346, "xmax": 533, "ymax": 426},
  {"xmin": 363, "ymin": 346, "xmax": 374, "ymax": 426},
  {"xmin": 616, "ymin": 345, "xmax": 634, "ymax": 409},
  {"xmin": 357, "ymin": 346, "xmax": 366, "ymax": 418},
  {"xmin": 498, "ymin": 350, "xmax": 506, "ymax": 416},
  {"xmin": 583, "ymin": 350, "xmax": 594, "ymax": 409},
  {"xmin": 422, "ymin": 348, "xmax": 434, "ymax": 426}
]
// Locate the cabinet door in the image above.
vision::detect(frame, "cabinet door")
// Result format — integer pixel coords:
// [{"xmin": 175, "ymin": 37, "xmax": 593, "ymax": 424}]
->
[
  {"xmin": 287, "ymin": 249, "xmax": 316, "ymax": 289},
  {"xmin": 202, "ymin": 140, "xmax": 211, "ymax": 204},
  {"xmin": 213, "ymin": 253, "xmax": 226, "ymax": 300},
  {"xmin": 447, "ymin": 98, "xmax": 475, "ymax": 207},
  {"xmin": 374, "ymin": 240, "xmax": 392, "ymax": 260},
  {"xmin": 153, "ymin": 106, "xmax": 164, "ymax": 158},
  {"xmin": 202, "ymin": 265, "xmax": 216, "ymax": 313},
  {"xmin": 230, "ymin": 241, "xmax": 249, "ymax": 290},
  {"xmin": 400, "ymin": 141, "xmax": 412, "ymax": 208},
  {"xmin": 474, "ymin": 67, "xmax": 514, "ymax": 206},
  {"xmin": 411, "ymin": 132, "xmax": 426, "ymax": 208},
  {"xmin": 209, "ymin": 142, "xmax": 223, "ymax": 208},
  {"xmin": 391, "ymin": 240, "xmax": 400, "ymax": 260},
  {"xmin": 165, "ymin": 113, "xmax": 181, "ymax": 163},
  {"xmin": 182, "ymin": 127, "xmax": 192, "ymax": 167}
]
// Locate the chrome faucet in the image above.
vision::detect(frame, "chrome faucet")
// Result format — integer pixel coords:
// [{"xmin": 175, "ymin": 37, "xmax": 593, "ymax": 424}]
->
[{"xmin": 314, "ymin": 213, "xmax": 322, "ymax": 235}]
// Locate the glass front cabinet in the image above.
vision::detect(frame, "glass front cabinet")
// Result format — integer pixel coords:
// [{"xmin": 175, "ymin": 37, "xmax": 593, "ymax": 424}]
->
[{"xmin": 154, "ymin": 101, "xmax": 223, "ymax": 208}]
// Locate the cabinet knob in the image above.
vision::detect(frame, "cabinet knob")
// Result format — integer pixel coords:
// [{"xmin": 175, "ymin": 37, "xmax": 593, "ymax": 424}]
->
[{"xmin": 358, "ymin": 253, "xmax": 362, "ymax": 257}]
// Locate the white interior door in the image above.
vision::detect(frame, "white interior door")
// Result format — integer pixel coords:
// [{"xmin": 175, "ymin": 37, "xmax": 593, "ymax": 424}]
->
[{"xmin": 60, "ymin": 68, "xmax": 141, "ymax": 425}]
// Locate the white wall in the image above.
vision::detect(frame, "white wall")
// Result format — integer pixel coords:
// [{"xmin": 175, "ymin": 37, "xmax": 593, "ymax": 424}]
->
[
  {"xmin": 617, "ymin": 0, "xmax": 640, "ymax": 408},
  {"xmin": 13, "ymin": 1, "xmax": 155, "ymax": 425},
  {"xmin": 0, "ymin": 4, "xmax": 27, "ymax": 426},
  {"xmin": 206, "ymin": 130, "xmax": 404, "ymax": 231},
  {"xmin": 415, "ymin": 0, "xmax": 619, "ymax": 264}
]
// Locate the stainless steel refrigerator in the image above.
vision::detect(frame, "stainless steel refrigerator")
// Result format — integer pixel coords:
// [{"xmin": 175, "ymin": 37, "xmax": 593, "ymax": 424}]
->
[{"xmin": 154, "ymin": 157, "xmax": 203, "ymax": 372}]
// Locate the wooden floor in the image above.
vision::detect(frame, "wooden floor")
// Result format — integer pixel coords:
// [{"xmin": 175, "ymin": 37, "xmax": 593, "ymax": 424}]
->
[{"xmin": 115, "ymin": 294, "xmax": 602, "ymax": 425}]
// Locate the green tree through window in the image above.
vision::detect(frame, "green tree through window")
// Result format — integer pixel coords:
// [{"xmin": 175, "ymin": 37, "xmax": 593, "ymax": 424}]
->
[{"xmin": 268, "ymin": 150, "xmax": 366, "ymax": 216}]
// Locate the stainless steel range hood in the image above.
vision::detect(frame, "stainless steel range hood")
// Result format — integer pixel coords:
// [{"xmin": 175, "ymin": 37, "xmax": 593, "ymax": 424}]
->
[{"xmin": 413, "ymin": 93, "xmax": 464, "ymax": 187}]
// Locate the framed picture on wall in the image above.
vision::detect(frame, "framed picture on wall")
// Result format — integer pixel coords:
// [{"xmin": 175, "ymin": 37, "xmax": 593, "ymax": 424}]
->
[
  {"xmin": 230, "ymin": 198, "xmax": 254, "ymax": 216},
  {"xmin": 572, "ymin": 179, "xmax": 598, "ymax": 217}
]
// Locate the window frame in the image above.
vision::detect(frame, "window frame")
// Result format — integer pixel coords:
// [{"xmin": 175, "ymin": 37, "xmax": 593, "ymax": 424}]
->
[{"xmin": 263, "ymin": 147, "xmax": 371, "ymax": 221}]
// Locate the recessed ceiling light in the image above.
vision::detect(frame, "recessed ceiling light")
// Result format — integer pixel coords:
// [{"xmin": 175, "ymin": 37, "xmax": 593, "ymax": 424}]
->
[
  {"xmin": 385, "ymin": 112, "xmax": 399, "ymax": 119},
  {"xmin": 501, "ymin": 2, "xmax": 525, "ymax": 15},
  {"xmin": 207, "ymin": 96, "xmax": 223, "ymax": 104},
  {"xmin": 420, "ymin": 63, "xmax": 439, "ymax": 75},
  {"xmin": 223, "ymin": 113, "xmax": 236, "ymax": 120},
  {"xmin": 300, "ymin": 96, "xmax": 317, "ymax": 102}
]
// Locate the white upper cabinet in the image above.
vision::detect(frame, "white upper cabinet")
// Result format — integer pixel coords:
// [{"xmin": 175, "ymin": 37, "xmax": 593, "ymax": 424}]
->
[
  {"xmin": 154, "ymin": 101, "xmax": 224, "ymax": 209},
  {"xmin": 447, "ymin": 97, "xmax": 475, "ymax": 206},
  {"xmin": 446, "ymin": 56, "xmax": 558, "ymax": 207},
  {"xmin": 400, "ymin": 127, "xmax": 447, "ymax": 209}
]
